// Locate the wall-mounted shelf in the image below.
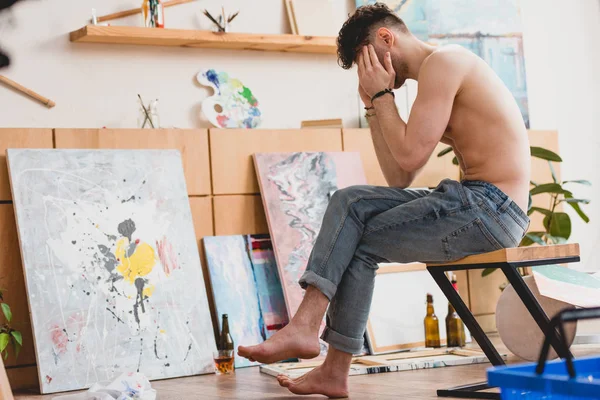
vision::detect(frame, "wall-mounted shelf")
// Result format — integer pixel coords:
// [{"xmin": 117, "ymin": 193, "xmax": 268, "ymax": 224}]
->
[{"xmin": 70, "ymin": 25, "xmax": 337, "ymax": 54}]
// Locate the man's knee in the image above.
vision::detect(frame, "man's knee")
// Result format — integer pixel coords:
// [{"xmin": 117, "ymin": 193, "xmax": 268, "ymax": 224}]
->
[{"xmin": 329, "ymin": 185, "xmax": 373, "ymax": 206}]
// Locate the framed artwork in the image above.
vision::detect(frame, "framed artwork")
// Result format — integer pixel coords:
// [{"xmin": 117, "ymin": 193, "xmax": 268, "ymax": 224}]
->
[
  {"xmin": 356, "ymin": 0, "xmax": 529, "ymax": 127},
  {"xmin": 261, "ymin": 348, "xmax": 499, "ymax": 378},
  {"xmin": 367, "ymin": 263, "xmax": 450, "ymax": 354},
  {"xmin": 204, "ymin": 234, "xmax": 288, "ymax": 368},
  {"xmin": 7, "ymin": 149, "xmax": 216, "ymax": 393},
  {"xmin": 253, "ymin": 152, "xmax": 367, "ymax": 319}
]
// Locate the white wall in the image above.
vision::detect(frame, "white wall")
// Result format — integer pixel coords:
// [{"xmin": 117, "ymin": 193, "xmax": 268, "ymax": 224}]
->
[
  {"xmin": 520, "ymin": 0, "xmax": 600, "ymax": 271},
  {"xmin": 1, "ymin": 0, "xmax": 598, "ymax": 270},
  {"xmin": 0, "ymin": 0, "xmax": 357, "ymax": 129}
]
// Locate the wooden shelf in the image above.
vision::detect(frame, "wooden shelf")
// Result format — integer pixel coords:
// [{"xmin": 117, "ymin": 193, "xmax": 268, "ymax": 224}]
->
[{"xmin": 70, "ymin": 25, "xmax": 337, "ymax": 54}]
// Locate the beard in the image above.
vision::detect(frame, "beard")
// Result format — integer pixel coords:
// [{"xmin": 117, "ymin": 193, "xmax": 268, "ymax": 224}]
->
[{"xmin": 393, "ymin": 60, "xmax": 410, "ymax": 89}]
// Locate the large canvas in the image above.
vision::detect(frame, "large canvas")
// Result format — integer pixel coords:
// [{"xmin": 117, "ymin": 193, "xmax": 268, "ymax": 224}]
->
[
  {"xmin": 356, "ymin": 0, "xmax": 529, "ymax": 127},
  {"xmin": 253, "ymin": 152, "xmax": 367, "ymax": 319},
  {"xmin": 7, "ymin": 149, "xmax": 216, "ymax": 394},
  {"xmin": 203, "ymin": 234, "xmax": 288, "ymax": 368}
]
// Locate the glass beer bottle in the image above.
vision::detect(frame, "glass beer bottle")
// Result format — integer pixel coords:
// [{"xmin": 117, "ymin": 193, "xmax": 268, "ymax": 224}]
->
[{"xmin": 424, "ymin": 294, "xmax": 441, "ymax": 348}]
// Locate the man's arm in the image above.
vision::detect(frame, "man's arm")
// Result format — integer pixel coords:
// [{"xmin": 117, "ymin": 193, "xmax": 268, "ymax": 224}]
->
[
  {"xmin": 364, "ymin": 108, "xmax": 419, "ymax": 188},
  {"xmin": 360, "ymin": 46, "xmax": 467, "ymax": 174},
  {"xmin": 357, "ymin": 52, "xmax": 419, "ymax": 188}
]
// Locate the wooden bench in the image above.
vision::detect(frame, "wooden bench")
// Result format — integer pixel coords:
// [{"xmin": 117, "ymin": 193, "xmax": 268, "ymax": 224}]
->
[{"xmin": 426, "ymin": 243, "xmax": 581, "ymax": 399}]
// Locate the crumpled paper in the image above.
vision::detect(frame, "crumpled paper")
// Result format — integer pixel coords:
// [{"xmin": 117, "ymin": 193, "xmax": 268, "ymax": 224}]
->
[{"xmin": 53, "ymin": 373, "xmax": 157, "ymax": 400}]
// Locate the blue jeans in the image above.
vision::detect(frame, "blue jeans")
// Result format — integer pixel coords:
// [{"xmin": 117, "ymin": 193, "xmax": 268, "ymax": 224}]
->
[{"xmin": 298, "ymin": 179, "xmax": 530, "ymax": 354}]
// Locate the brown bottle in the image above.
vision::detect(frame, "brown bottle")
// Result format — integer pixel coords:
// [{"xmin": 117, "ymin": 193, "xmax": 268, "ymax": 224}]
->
[
  {"xmin": 424, "ymin": 294, "xmax": 441, "ymax": 348},
  {"xmin": 446, "ymin": 278, "xmax": 466, "ymax": 347},
  {"xmin": 219, "ymin": 314, "xmax": 234, "ymax": 351}
]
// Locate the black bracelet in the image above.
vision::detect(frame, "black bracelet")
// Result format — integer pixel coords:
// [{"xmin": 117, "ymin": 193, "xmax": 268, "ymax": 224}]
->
[{"xmin": 371, "ymin": 88, "xmax": 394, "ymax": 104}]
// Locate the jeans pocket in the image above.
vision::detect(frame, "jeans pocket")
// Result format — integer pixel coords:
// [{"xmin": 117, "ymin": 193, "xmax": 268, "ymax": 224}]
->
[{"xmin": 442, "ymin": 218, "xmax": 504, "ymax": 261}]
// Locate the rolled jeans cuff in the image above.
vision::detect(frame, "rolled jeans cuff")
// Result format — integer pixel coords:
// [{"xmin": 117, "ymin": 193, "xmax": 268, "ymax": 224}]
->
[
  {"xmin": 321, "ymin": 326, "xmax": 364, "ymax": 354},
  {"xmin": 298, "ymin": 270, "xmax": 337, "ymax": 300}
]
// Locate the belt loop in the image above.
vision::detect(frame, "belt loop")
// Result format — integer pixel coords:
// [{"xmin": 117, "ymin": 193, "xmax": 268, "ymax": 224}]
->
[{"xmin": 499, "ymin": 197, "xmax": 512, "ymax": 213}]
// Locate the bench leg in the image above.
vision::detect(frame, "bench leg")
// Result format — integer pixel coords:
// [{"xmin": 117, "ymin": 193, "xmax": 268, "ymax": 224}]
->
[
  {"xmin": 428, "ymin": 267, "xmax": 505, "ymax": 366},
  {"xmin": 500, "ymin": 264, "xmax": 572, "ymax": 359}
]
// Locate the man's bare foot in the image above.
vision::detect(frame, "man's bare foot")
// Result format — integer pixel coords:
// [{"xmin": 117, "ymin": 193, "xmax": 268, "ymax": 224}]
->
[
  {"xmin": 238, "ymin": 322, "xmax": 321, "ymax": 364},
  {"xmin": 276, "ymin": 363, "xmax": 349, "ymax": 398}
]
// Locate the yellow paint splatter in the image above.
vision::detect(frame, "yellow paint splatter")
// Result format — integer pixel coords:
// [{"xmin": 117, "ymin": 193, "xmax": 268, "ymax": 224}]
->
[
  {"xmin": 160, "ymin": 329, "xmax": 166, "ymax": 334},
  {"xmin": 142, "ymin": 284, "xmax": 155, "ymax": 298},
  {"xmin": 115, "ymin": 238, "xmax": 157, "ymax": 283}
]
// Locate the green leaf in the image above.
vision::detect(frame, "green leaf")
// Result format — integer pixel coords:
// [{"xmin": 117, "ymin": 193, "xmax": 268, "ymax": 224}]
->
[
  {"xmin": 564, "ymin": 193, "xmax": 590, "ymax": 223},
  {"xmin": 563, "ymin": 180, "xmax": 591, "ymax": 186},
  {"xmin": 14, "ymin": 342, "xmax": 21, "ymax": 359},
  {"xmin": 452, "ymin": 156, "xmax": 459, "ymax": 166},
  {"xmin": 3, "ymin": 350, "xmax": 7, "ymax": 360},
  {"xmin": 545, "ymin": 234, "xmax": 568, "ymax": 244},
  {"xmin": 528, "ymin": 192, "xmax": 532, "ymax": 212},
  {"xmin": 482, "ymin": 268, "xmax": 497, "ymax": 277},
  {"xmin": 530, "ymin": 146, "xmax": 562, "ymax": 162},
  {"xmin": 437, "ymin": 147, "xmax": 453, "ymax": 157},
  {"xmin": 1, "ymin": 303, "xmax": 11, "ymax": 323},
  {"xmin": 0, "ymin": 333, "xmax": 9, "ymax": 352},
  {"xmin": 561, "ymin": 198, "xmax": 590, "ymax": 204},
  {"xmin": 530, "ymin": 180, "xmax": 539, "ymax": 187},
  {"xmin": 548, "ymin": 161, "xmax": 558, "ymax": 184},
  {"xmin": 529, "ymin": 207, "xmax": 552, "ymax": 217},
  {"xmin": 521, "ymin": 232, "xmax": 546, "ymax": 246},
  {"xmin": 11, "ymin": 330, "xmax": 22, "ymax": 346},
  {"xmin": 546, "ymin": 212, "xmax": 571, "ymax": 240},
  {"xmin": 530, "ymin": 183, "xmax": 566, "ymax": 196}
]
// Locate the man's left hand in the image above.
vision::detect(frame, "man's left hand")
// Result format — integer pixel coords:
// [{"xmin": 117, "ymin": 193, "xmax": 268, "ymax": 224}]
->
[{"xmin": 357, "ymin": 45, "xmax": 396, "ymax": 99}]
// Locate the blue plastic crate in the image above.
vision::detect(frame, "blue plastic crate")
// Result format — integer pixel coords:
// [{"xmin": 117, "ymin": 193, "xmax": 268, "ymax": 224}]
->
[{"xmin": 488, "ymin": 355, "xmax": 600, "ymax": 399}]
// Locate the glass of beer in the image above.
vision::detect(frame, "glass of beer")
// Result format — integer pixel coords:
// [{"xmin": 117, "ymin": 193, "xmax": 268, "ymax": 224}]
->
[{"xmin": 213, "ymin": 349, "xmax": 235, "ymax": 375}]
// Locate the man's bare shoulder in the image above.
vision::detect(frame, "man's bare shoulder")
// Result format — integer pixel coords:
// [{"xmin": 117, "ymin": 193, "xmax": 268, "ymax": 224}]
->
[{"xmin": 419, "ymin": 45, "xmax": 478, "ymax": 81}]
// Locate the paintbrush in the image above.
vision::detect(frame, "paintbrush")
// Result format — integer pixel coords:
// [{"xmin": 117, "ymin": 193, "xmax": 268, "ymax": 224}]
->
[
  {"xmin": 203, "ymin": 9, "xmax": 225, "ymax": 32},
  {"xmin": 227, "ymin": 11, "xmax": 239, "ymax": 23}
]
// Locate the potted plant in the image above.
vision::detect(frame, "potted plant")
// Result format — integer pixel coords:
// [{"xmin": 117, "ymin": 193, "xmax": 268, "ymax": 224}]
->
[{"xmin": 0, "ymin": 289, "xmax": 22, "ymax": 360}]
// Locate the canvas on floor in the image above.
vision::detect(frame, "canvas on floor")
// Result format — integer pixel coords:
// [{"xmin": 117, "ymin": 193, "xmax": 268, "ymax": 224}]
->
[
  {"xmin": 7, "ymin": 149, "xmax": 216, "ymax": 394},
  {"xmin": 253, "ymin": 152, "xmax": 367, "ymax": 319},
  {"xmin": 203, "ymin": 234, "xmax": 288, "ymax": 368},
  {"xmin": 356, "ymin": 0, "xmax": 529, "ymax": 127}
]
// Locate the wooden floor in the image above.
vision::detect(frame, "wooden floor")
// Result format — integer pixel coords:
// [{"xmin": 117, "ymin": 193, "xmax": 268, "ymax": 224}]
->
[{"xmin": 13, "ymin": 338, "xmax": 600, "ymax": 400}]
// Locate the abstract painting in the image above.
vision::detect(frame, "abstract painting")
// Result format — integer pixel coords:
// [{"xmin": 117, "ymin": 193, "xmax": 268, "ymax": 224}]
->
[
  {"xmin": 197, "ymin": 69, "xmax": 262, "ymax": 129},
  {"xmin": 253, "ymin": 152, "xmax": 367, "ymax": 319},
  {"xmin": 355, "ymin": 0, "xmax": 529, "ymax": 127},
  {"xmin": 203, "ymin": 234, "xmax": 289, "ymax": 368},
  {"xmin": 7, "ymin": 149, "xmax": 216, "ymax": 394}
]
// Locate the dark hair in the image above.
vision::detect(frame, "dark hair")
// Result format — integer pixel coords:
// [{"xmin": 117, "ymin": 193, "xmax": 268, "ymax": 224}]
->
[{"xmin": 337, "ymin": 3, "xmax": 408, "ymax": 69}]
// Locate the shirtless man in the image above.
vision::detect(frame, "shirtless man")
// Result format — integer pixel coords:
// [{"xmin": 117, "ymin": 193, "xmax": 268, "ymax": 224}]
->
[{"xmin": 239, "ymin": 4, "xmax": 531, "ymax": 397}]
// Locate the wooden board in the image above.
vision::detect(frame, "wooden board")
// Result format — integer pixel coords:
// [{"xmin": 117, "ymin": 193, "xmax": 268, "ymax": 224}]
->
[
  {"xmin": 475, "ymin": 313, "xmax": 497, "ymax": 333},
  {"xmin": 210, "ymin": 129, "xmax": 343, "ymax": 195},
  {"xmin": 189, "ymin": 196, "xmax": 218, "ymax": 341},
  {"xmin": 1, "ymin": 357, "xmax": 14, "ymax": 400},
  {"xmin": 54, "ymin": 129, "xmax": 210, "ymax": 196},
  {"xmin": 0, "ymin": 205, "xmax": 35, "ymax": 369},
  {"xmin": 260, "ymin": 348, "xmax": 500, "ymax": 378},
  {"xmin": 7, "ymin": 365, "xmax": 38, "ymax": 391},
  {"xmin": 70, "ymin": 25, "xmax": 337, "ymax": 54},
  {"xmin": 0, "ymin": 129, "xmax": 53, "ymax": 201},
  {"xmin": 342, "ymin": 129, "xmax": 460, "ymax": 188},
  {"xmin": 428, "ymin": 243, "xmax": 580, "ymax": 267},
  {"xmin": 213, "ymin": 195, "xmax": 269, "ymax": 235}
]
